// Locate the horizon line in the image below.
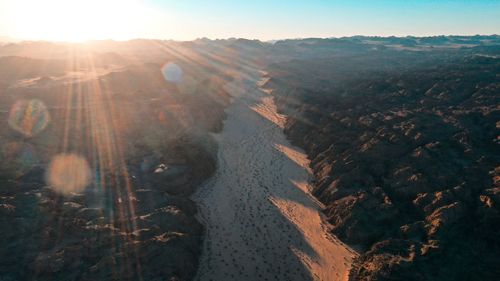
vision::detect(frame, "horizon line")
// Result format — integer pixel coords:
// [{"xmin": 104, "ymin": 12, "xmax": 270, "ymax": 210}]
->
[{"xmin": 1, "ymin": 33, "xmax": 499, "ymax": 44}]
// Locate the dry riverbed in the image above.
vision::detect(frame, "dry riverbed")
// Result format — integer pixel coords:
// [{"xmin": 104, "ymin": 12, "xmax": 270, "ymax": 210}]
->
[{"xmin": 193, "ymin": 71, "xmax": 356, "ymax": 281}]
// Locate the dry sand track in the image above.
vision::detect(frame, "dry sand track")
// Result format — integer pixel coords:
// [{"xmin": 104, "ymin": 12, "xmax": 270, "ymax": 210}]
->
[{"xmin": 193, "ymin": 71, "xmax": 356, "ymax": 281}]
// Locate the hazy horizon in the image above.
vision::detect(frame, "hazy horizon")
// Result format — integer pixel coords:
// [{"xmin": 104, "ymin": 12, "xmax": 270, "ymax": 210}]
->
[
  {"xmin": 0, "ymin": 0, "xmax": 499, "ymax": 42},
  {"xmin": 1, "ymin": 33, "xmax": 500, "ymax": 44}
]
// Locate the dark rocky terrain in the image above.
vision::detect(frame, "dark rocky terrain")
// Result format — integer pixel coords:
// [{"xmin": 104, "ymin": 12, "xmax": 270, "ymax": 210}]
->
[
  {"xmin": 0, "ymin": 42, "xmax": 234, "ymax": 281},
  {"xmin": 265, "ymin": 43, "xmax": 500, "ymax": 280},
  {"xmin": 1, "ymin": 36, "xmax": 499, "ymax": 281}
]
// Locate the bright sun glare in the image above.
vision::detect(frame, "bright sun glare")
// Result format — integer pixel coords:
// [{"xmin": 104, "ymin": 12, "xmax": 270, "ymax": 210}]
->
[{"xmin": 5, "ymin": 0, "xmax": 155, "ymax": 42}]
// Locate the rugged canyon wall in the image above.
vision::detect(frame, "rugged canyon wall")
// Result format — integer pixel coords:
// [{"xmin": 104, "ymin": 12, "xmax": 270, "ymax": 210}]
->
[
  {"xmin": 0, "ymin": 42, "xmax": 234, "ymax": 280},
  {"xmin": 266, "ymin": 48, "xmax": 500, "ymax": 280}
]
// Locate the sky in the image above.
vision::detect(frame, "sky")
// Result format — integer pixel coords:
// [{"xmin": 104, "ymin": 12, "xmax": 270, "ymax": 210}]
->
[{"xmin": 0, "ymin": 0, "xmax": 499, "ymax": 41}]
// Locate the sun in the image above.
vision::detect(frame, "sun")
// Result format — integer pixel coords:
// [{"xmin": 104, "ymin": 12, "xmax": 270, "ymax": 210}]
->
[{"xmin": 4, "ymin": 0, "xmax": 153, "ymax": 42}]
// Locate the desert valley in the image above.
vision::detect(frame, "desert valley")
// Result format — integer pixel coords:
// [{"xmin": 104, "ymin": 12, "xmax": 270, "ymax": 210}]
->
[{"xmin": 0, "ymin": 35, "xmax": 499, "ymax": 281}]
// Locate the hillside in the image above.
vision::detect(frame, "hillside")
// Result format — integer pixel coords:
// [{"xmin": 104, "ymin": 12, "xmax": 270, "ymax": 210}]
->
[{"xmin": 266, "ymin": 48, "xmax": 500, "ymax": 280}]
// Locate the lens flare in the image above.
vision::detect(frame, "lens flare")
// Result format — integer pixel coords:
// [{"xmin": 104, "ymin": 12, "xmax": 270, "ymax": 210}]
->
[
  {"xmin": 46, "ymin": 154, "xmax": 92, "ymax": 195},
  {"xmin": 8, "ymin": 99, "xmax": 50, "ymax": 138},
  {"xmin": 161, "ymin": 62, "xmax": 183, "ymax": 84}
]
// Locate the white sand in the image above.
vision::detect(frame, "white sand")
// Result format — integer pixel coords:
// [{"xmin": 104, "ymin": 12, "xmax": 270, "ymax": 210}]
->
[{"xmin": 193, "ymin": 71, "xmax": 356, "ymax": 281}]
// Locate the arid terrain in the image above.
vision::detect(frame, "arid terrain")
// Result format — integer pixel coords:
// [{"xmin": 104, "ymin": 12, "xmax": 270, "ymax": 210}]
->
[
  {"xmin": 0, "ymin": 41, "xmax": 232, "ymax": 280},
  {"xmin": 193, "ymin": 72, "xmax": 355, "ymax": 281},
  {"xmin": 265, "ymin": 42, "xmax": 500, "ymax": 280},
  {"xmin": 0, "ymin": 36, "xmax": 499, "ymax": 281}
]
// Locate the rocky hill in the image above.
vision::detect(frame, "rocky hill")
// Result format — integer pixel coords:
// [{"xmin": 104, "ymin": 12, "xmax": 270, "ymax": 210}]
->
[
  {"xmin": 266, "ymin": 49, "xmax": 500, "ymax": 280},
  {"xmin": 0, "ymin": 45, "xmax": 232, "ymax": 281}
]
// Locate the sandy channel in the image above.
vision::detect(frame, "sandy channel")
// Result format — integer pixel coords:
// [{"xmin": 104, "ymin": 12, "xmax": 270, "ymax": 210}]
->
[{"xmin": 193, "ymin": 71, "xmax": 356, "ymax": 281}]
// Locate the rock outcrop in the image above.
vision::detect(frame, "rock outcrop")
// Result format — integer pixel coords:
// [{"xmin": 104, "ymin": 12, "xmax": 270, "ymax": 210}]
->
[
  {"xmin": 0, "ymin": 42, "xmax": 231, "ymax": 281},
  {"xmin": 267, "ymin": 49, "xmax": 500, "ymax": 280}
]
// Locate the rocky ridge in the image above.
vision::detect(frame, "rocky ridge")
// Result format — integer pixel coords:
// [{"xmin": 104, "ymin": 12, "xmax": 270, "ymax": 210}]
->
[{"xmin": 266, "ymin": 50, "xmax": 500, "ymax": 280}]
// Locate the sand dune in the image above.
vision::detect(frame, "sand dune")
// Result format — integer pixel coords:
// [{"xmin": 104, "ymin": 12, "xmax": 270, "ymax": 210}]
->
[{"xmin": 193, "ymin": 71, "xmax": 356, "ymax": 281}]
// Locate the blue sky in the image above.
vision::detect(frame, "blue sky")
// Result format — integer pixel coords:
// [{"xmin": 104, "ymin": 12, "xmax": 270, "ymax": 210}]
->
[
  {"xmin": 144, "ymin": 0, "xmax": 500, "ymax": 40},
  {"xmin": 0, "ymin": 0, "xmax": 499, "ymax": 41}
]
